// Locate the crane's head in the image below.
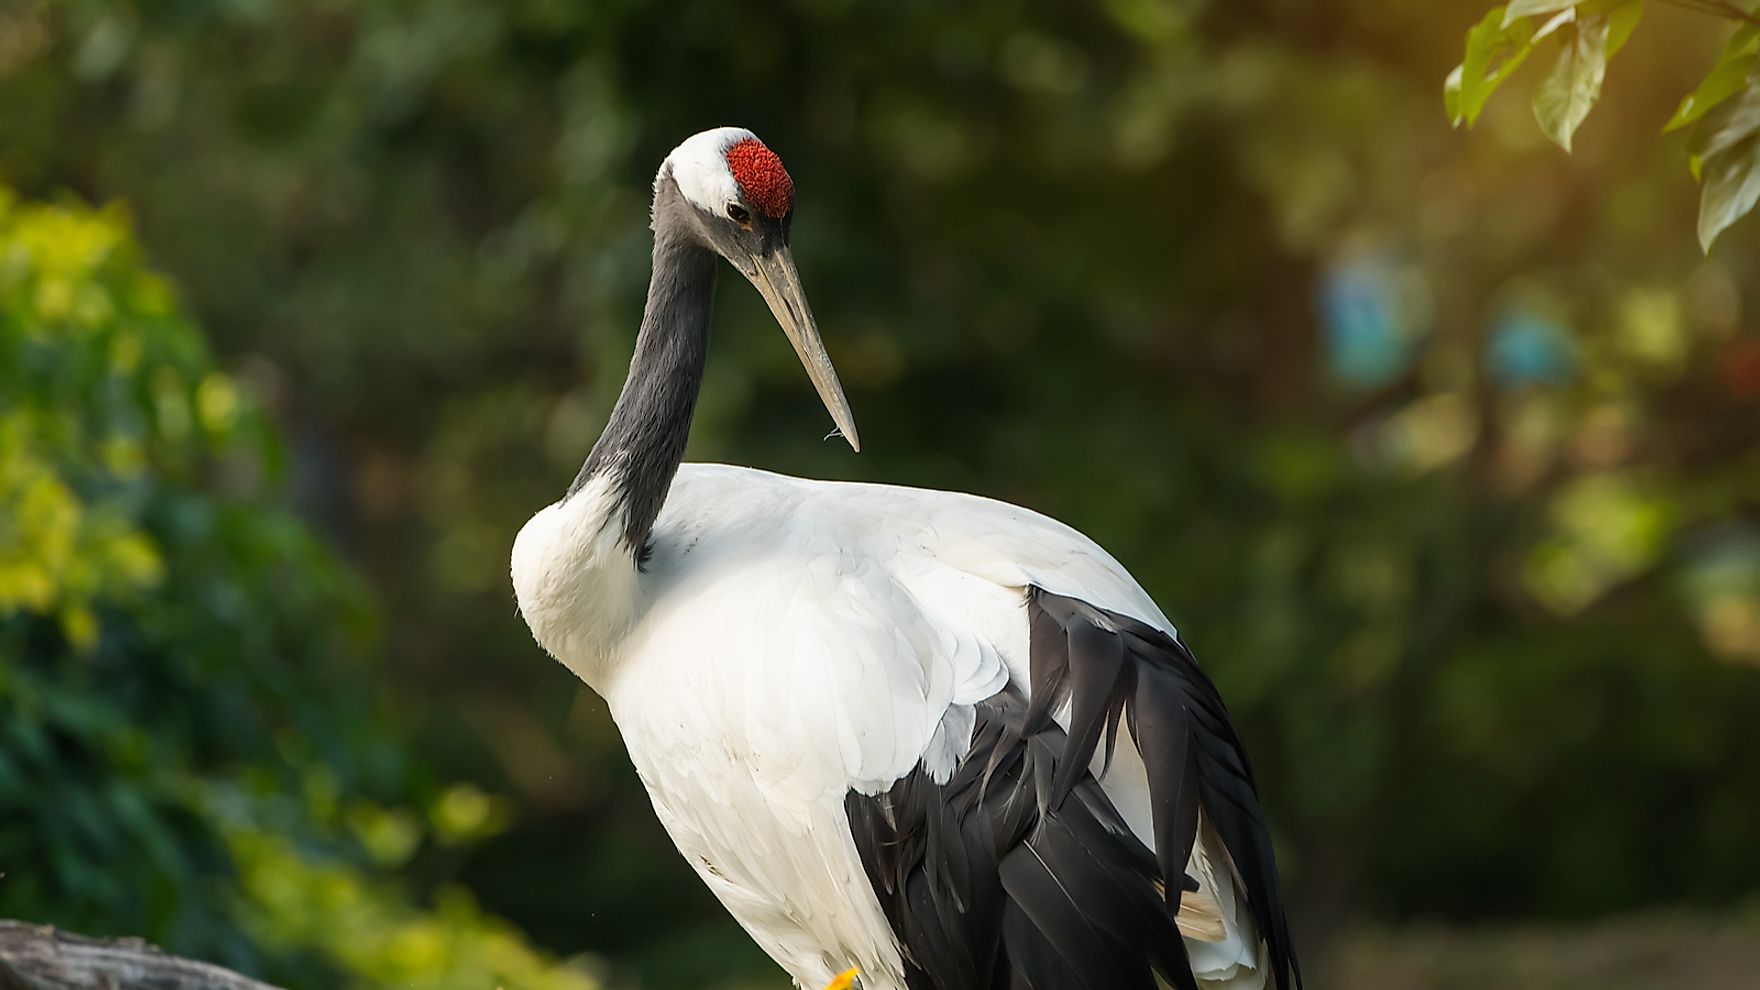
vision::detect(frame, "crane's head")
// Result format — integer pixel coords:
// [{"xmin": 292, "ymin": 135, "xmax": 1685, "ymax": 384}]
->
[{"xmin": 659, "ymin": 127, "xmax": 859, "ymax": 452}]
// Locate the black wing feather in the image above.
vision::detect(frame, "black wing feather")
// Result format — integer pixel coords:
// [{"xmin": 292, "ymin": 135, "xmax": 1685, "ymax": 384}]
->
[{"xmin": 844, "ymin": 586, "xmax": 1301, "ymax": 990}]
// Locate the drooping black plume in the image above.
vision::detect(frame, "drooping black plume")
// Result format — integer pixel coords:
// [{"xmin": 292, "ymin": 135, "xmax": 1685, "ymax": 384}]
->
[{"xmin": 845, "ymin": 587, "xmax": 1301, "ymax": 990}]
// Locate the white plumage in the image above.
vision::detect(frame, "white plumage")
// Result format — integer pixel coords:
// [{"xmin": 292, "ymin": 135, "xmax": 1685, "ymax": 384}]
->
[
  {"xmin": 515, "ymin": 466, "xmax": 1270, "ymax": 989},
  {"xmin": 511, "ymin": 128, "xmax": 1298, "ymax": 990}
]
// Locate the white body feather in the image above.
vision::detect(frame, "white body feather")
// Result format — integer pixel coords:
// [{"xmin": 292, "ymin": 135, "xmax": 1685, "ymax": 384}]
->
[{"xmin": 513, "ymin": 463, "xmax": 1268, "ymax": 990}]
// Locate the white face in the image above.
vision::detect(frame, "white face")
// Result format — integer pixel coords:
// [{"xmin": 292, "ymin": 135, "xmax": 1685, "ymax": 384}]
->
[{"xmin": 662, "ymin": 126, "xmax": 758, "ymax": 216}]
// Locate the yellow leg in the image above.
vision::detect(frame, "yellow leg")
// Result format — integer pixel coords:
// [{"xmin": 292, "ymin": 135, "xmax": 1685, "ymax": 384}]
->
[{"xmin": 823, "ymin": 967, "xmax": 859, "ymax": 990}]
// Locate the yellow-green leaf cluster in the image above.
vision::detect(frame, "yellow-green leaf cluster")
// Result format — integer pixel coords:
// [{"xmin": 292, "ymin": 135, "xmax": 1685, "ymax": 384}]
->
[
  {"xmin": 231, "ymin": 828, "xmax": 600, "ymax": 990},
  {"xmin": 1449, "ymin": 2, "xmax": 1760, "ymax": 248},
  {"xmin": 0, "ymin": 188, "xmax": 570, "ymax": 988},
  {"xmin": 1446, "ymin": 1, "xmax": 1640, "ymax": 143}
]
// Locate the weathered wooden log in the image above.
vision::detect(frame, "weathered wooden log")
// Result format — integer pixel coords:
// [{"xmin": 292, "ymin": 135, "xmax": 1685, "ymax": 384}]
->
[{"xmin": 0, "ymin": 921, "xmax": 283, "ymax": 990}]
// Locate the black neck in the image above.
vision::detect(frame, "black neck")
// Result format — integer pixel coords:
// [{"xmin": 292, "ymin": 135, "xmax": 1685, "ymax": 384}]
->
[{"xmin": 567, "ymin": 178, "xmax": 715, "ymax": 551}]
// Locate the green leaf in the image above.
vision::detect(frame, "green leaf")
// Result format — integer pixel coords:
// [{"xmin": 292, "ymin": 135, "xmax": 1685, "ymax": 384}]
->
[
  {"xmin": 1534, "ymin": 14, "xmax": 1611, "ymax": 151},
  {"xmin": 1698, "ymin": 133, "xmax": 1760, "ymax": 251},
  {"xmin": 1504, "ymin": 0, "xmax": 1579, "ymax": 27},
  {"xmin": 1604, "ymin": 0, "xmax": 1643, "ymax": 57},
  {"xmin": 1687, "ymin": 75, "xmax": 1760, "ymax": 162},
  {"xmin": 1444, "ymin": 64, "xmax": 1465, "ymax": 126},
  {"xmin": 1668, "ymin": 54, "xmax": 1757, "ymax": 133},
  {"xmin": 1535, "ymin": 9, "xmax": 1581, "ymax": 42},
  {"xmin": 1689, "ymin": 74, "xmax": 1760, "ymax": 250},
  {"xmin": 1665, "ymin": 20, "xmax": 1760, "ymax": 134},
  {"xmin": 1452, "ymin": 6, "xmax": 1538, "ymax": 128},
  {"xmin": 1728, "ymin": 20, "xmax": 1760, "ymax": 59}
]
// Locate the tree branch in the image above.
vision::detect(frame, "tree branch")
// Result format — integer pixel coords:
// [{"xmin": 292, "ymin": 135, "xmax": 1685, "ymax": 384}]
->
[
  {"xmin": 1661, "ymin": 0, "xmax": 1760, "ymax": 27},
  {"xmin": 0, "ymin": 921, "xmax": 285, "ymax": 990}
]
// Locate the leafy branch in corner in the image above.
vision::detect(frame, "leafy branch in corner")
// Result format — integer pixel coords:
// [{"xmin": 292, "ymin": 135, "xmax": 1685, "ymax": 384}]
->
[{"xmin": 1446, "ymin": 0, "xmax": 1760, "ymax": 251}]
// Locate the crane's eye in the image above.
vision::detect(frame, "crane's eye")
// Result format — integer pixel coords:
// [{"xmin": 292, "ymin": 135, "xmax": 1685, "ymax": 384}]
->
[{"xmin": 726, "ymin": 203, "xmax": 751, "ymax": 225}]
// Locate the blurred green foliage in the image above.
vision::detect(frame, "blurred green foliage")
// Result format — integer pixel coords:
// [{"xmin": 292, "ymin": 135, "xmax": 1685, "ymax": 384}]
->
[
  {"xmin": 0, "ymin": 193, "xmax": 594, "ymax": 989},
  {"xmin": 1, "ymin": 0, "xmax": 1759, "ymax": 987}
]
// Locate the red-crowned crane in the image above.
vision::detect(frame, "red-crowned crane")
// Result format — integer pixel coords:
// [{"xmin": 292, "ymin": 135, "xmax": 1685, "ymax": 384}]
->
[{"xmin": 511, "ymin": 127, "xmax": 1301, "ymax": 990}]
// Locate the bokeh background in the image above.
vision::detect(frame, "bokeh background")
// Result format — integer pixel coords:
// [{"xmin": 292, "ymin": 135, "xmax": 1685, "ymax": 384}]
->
[{"xmin": 4, "ymin": 1, "xmax": 1760, "ymax": 988}]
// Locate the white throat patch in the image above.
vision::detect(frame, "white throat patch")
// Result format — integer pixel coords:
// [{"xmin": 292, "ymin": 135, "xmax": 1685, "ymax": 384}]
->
[{"xmin": 662, "ymin": 126, "xmax": 757, "ymax": 215}]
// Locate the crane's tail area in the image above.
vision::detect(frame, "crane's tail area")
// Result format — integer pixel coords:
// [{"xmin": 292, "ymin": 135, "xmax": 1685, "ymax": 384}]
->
[
  {"xmin": 1025, "ymin": 588, "xmax": 1301, "ymax": 990},
  {"xmin": 846, "ymin": 588, "xmax": 1300, "ymax": 990}
]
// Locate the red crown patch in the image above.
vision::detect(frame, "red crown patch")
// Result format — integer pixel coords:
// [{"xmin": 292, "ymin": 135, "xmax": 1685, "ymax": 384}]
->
[{"xmin": 725, "ymin": 138, "xmax": 794, "ymax": 219}]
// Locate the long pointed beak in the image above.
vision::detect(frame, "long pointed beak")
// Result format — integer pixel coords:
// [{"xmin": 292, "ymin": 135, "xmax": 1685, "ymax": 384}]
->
[{"xmin": 747, "ymin": 246, "xmax": 861, "ymax": 452}]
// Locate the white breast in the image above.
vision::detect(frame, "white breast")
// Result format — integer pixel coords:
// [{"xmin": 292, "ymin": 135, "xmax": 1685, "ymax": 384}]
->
[
  {"xmin": 598, "ymin": 474, "xmax": 917, "ymax": 987},
  {"xmin": 509, "ymin": 472, "xmax": 641, "ymax": 687}
]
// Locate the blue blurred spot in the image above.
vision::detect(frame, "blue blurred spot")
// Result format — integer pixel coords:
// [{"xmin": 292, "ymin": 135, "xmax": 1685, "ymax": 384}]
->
[
  {"xmin": 1319, "ymin": 258, "xmax": 1418, "ymax": 388},
  {"xmin": 1488, "ymin": 309, "xmax": 1575, "ymax": 385}
]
